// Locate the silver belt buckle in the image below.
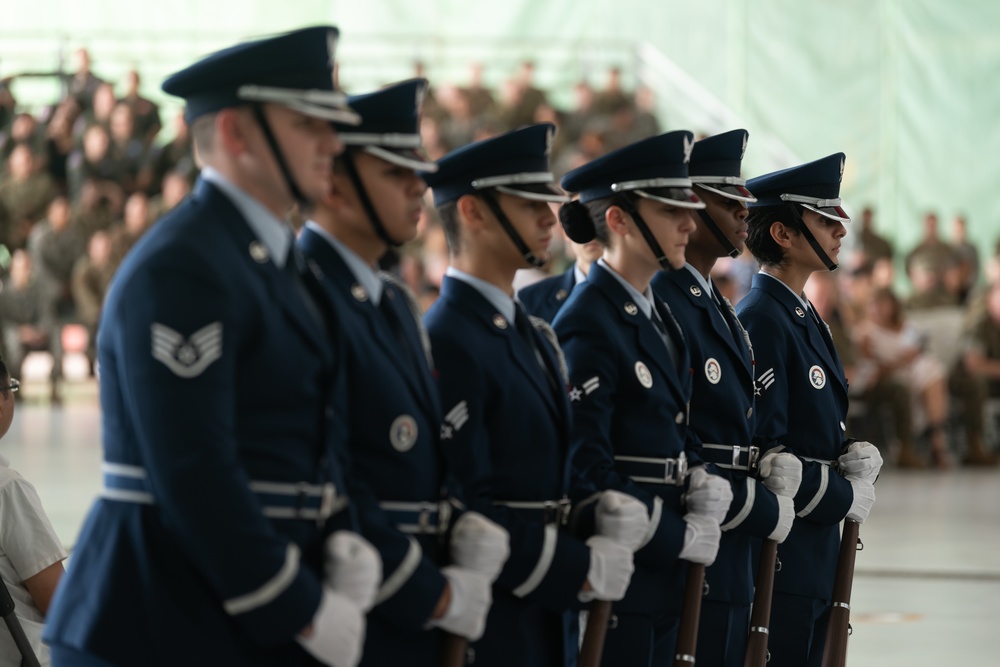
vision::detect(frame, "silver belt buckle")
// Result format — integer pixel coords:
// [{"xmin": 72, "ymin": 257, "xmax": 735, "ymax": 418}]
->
[
  {"xmin": 675, "ymin": 452, "xmax": 688, "ymax": 484},
  {"xmin": 747, "ymin": 446, "xmax": 761, "ymax": 475},
  {"xmin": 731, "ymin": 445, "xmax": 742, "ymax": 469}
]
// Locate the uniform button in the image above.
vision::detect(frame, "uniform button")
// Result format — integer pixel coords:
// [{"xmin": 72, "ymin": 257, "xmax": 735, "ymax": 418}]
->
[
  {"xmin": 840, "ymin": 420, "xmax": 846, "ymax": 431},
  {"xmin": 325, "ymin": 407, "xmax": 334, "ymax": 419},
  {"xmin": 746, "ymin": 407, "xmax": 753, "ymax": 419},
  {"xmin": 675, "ymin": 411, "xmax": 684, "ymax": 424}
]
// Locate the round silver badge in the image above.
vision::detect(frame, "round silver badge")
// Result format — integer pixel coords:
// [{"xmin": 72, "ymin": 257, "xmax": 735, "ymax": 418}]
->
[
  {"xmin": 690, "ymin": 285, "xmax": 702, "ymax": 297},
  {"xmin": 808, "ymin": 364, "xmax": 827, "ymax": 389},
  {"xmin": 351, "ymin": 284, "xmax": 368, "ymax": 302},
  {"xmin": 624, "ymin": 302, "xmax": 638, "ymax": 316},
  {"xmin": 492, "ymin": 314, "xmax": 508, "ymax": 329},
  {"xmin": 795, "ymin": 307, "xmax": 805, "ymax": 318},
  {"xmin": 389, "ymin": 415, "xmax": 418, "ymax": 452},
  {"xmin": 704, "ymin": 358, "xmax": 722, "ymax": 385},
  {"xmin": 635, "ymin": 361, "xmax": 653, "ymax": 388},
  {"xmin": 555, "ymin": 289, "xmax": 568, "ymax": 302},
  {"xmin": 249, "ymin": 241, "xmax": 269, "ymax": 263}
]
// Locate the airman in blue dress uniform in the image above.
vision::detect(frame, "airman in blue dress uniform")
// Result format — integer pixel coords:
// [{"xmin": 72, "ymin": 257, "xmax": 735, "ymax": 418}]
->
[
  {"xmin": 554, "ymin": 131, "xmax": 735, "ymax": 667},
  {"xmin": 298, "ymin": 78, "xmax": 509, "ymax": 667},
  {"xmin": 649, "ymin": 130, "xmax": 802, "ymax": 667},
  {"xmin": 44, "ymin": 27, "xmax": 382, "ymax": 667},
  {"xmin": 423, "ymin": 124, "xmax": 648, "ymax": 667},
  {"xmin": 736, "ymin": 154, "xmax": 883, "ymax": 667}
]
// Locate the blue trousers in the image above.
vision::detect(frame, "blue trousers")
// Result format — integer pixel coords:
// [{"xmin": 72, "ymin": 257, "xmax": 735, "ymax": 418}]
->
[
  {"xmin": 767, "ymin": 592, "xmax": 831, "ymax": 667},
  {"xmin": 696, "ymin": 600, "xmax": 751, "ymax": 667},
  {"xmin": 599, "ymin": 611, "xmax": 679, "ymax": 667}
]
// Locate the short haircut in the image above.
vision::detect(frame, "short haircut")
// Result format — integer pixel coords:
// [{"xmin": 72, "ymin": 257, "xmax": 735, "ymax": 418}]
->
[
  {"xmin": 437, "ymin": 200, "xmax": 461, "ymax": 254},
  {"xmin": 746, "ymin": 204, "xmax": 801, "ymax": 268},
  {"xmin": 190, "ymin": 112, "xmax": 218, "ymax": 155}
]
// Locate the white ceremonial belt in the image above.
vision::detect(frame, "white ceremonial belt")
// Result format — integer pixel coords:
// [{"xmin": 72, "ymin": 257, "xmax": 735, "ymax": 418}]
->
[{"xmin": 100, "ymin": 462, "xmax": 345, "ymax": 521}]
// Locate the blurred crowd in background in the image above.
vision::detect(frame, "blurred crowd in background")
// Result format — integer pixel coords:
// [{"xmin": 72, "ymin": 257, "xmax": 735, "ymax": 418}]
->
[{"xmin": 2, "ymin": 47, "xmax": 1000, "ymax": 467}]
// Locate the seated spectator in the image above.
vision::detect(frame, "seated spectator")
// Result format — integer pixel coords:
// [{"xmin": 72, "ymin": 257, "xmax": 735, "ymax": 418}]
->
[
  {"xmin": 138, "ymin": 112, "xmax": 194, "ymax": 196},
  {"xmin": 72, "ymin": 179, "xmax": 121, "ymax": 239},
  {"xmin": 950, "ymin": 281, "xmax": 1000, "ymax": 465},
  {"xmin": 807, "ymin": 272, "xmax": 923, "ymax": 467},
  {"xmin": 106, "ymin": 102, "xmax": 146, "ymax": 195},
  {"xmin": 0, "ymin": 250, "xmax": 58, "ymax": 403},
  {"xmin": 29, "ymin": 195, "xmax": 86, "ymax": 320},
  {"xmin": 70, "ymin": 231, "xmax": 114, "ymax": 374},
  {"xmin": 43, "ymin": 100, "xmax": 79, "ymax": 194},
  {"xmin": 63, "ymin": 47, "xmax": 104, "ymax": 113},
  {"xmin": 0, "ymin": 145, "xmax": 57, "ymax": 250},
  {"xmin": 906, "ymin": 255, "xmax": 959, "ymax": 310},
  {"xmin": 118, "ymin": 69, "xmax": 161, "ymax": 147},
  {"xmin": 857, "ymin": 206, "xmax": 894, "ymax": 264},
  {"xmin": 108, "ymin": 191, "xmax": 151, "ymax": 269},
  {"xmin": 147, "ymin": 171, "xmax": 190, "ymax": 222},
  {"xmin": 0, "ymin": 354, "xmax": 67, "ymax": 665},
  {"xmin": 66, "ymin": 124, "xmax": 122, "ymax": 202},
  {"xmin": 858, "ymin": 287, "xmax": 953, "ymax": 468}
]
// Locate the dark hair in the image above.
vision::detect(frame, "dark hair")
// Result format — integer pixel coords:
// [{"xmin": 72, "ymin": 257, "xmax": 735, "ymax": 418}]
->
[
  {"xmin": 745, "ymin": 204, "xmax": 801, "ymax": 268},
  {"xmin": 558, "ymin": 194, "xmax": 633, "ymax": 247},
  {"xmin": 437, "ymin": 200, "xmax": 462, "ymax": 254},
  {"xmin": 0, "ymin": 356, "xmax": 8, "ymax": 382}
]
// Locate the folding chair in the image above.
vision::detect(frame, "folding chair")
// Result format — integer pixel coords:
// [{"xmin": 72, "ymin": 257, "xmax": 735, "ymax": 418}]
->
[{"xmin": 0, "ymin": 576, "xmax": 41, "ymax": 667}]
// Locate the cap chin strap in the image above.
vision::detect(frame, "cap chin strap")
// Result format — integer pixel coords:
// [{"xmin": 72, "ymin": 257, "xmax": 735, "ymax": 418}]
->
[
  {"xmin": 341, "ymin": 151, "xmax": 403, "ymax": 248},
  {"xmin": 618, "ymin": 197, "xmax": 679, "ymax": 272},
  {"xmin": 787, "ymin": 203, "xmax": 838, "ymax": 271},
  {"xmin": 479, "ymin": 189, "xmax": 547, "ymax": 269},
  {"xmin": 696, "ymin": 208, "xmax": 741, "ymax": 259},
  {"xmin": 249, "ymin": 103, "xmax": 309, "ymax": 210}
]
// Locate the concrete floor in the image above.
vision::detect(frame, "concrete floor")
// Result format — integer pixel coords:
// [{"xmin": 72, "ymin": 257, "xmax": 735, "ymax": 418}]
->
[{"xmin": 4, "ymin": 400, "xmax": 999, "ymax": 665}]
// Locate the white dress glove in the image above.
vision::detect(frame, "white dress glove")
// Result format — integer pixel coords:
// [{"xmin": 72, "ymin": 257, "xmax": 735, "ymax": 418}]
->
[
  {"xmin": 298, "ymin": 588, "xmax": 366, "ymax": 667},
  {"xmin": 846, "ymin": 477, "xmax": 876, "ymax": 523},
  {"xmin": 678, "ymin": 513, "xmax": 722, "ymax": 566},
  {"xmin": 324, "ymin": 531, "xmax": 382, "ymax": 612},
  {"xmin": 767, "ymin": 494, "xmax": 795, "ymax": 543},
  {"xmin": 579, "ymin": 535, "xmax": 634, "ymax": 602},
  {"xmin": 429, "ymin": 566, "xmax": 493, "ymax": 641},
  {"xmin": 449, "ymin": 511, "xmax": 511, "ymax": 582},
  {"xmin": 685, "ymin": 467, "xmax": 734, "ymax": 523},
  {"xmin": 838, "ymin": 441, "xmax": 883, "ymax": 484},
  {"xmin": 595, "ymin": 490, "xmax": 651, "ymax": 551},
  {"xmin": 757, "ymin": 452, "xmax": 803, "ymax": 498}
]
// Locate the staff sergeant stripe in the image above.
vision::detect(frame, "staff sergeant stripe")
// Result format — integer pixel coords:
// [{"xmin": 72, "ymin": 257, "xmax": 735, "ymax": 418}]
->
[{"xmin": 445, "ymin": 401, "xmax": 469, "ymax": 430}]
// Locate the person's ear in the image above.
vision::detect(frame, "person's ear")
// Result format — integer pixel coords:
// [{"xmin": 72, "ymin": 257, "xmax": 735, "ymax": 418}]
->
[
  {"xmin": 770, "ymin": 220, "xmax": 796, "ymax": 249},
  {"xmin": 456, "ymin": 194, "xmax": 488, "ymax": 233},
  {"xmin": 605, "ymin": 205, "xmax": 630, "ymax": 238}
]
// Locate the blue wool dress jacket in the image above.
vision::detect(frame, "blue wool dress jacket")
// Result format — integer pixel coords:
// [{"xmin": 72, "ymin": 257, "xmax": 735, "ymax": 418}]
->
[
  {"xmin": 425, "ymin": 274, "xmax": 592, "ymax": 667},
  {"xmin": 298, "ymin": 224, "xmax": 454, "ymax": 667},
  {"xmin": 45, "ymin": 179, "xmax": 355, "ymax": 666},
  {"xmin": 736, "ymin": 273, "xmax": 855, "ymax": 600},
  {"xmin": 651, "ymin": 267, "xmax": 782, "ymax": 607},
  {"xmin": 554, "ymin": 261, "xmax": 696, "ymax": 615}
]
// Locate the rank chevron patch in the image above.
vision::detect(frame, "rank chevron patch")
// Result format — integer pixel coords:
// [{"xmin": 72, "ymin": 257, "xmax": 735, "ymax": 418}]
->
[
  {"xmin": 754, "ymin": 367, "xmax": 776, "ymax": 397},
  {"xmin": 440, "ymin": 400, "xmax": 469, "ymax": 440},
  {"xmin": 151, "ymin": 322, "xmax": 223, "ymax": 378}
]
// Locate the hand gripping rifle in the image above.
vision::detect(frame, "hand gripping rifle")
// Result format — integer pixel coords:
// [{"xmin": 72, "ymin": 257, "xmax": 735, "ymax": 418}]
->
[{"xmin": 0, "ymin": 576, "xmax": 42, "ymax": 667}]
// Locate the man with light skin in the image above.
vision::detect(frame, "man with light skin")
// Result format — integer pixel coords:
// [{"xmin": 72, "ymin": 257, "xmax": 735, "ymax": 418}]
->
[
  {"xmin": 299, "ymin": 79, "xmax": 510, "ymax": 667},
  {"xmin": 44, "ymin": 27, "xmax": 381, "ymax": 667}
]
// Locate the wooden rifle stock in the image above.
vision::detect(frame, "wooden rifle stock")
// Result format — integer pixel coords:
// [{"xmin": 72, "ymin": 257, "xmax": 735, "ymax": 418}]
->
[
  {"xmin": 743, "ymin": 539, "xmax": 778, "ymax": 667},
  {"xmin": 441, "ymin": 633, "xmax": 469, "ymax": 667},
  {"xmin": 579, "ymin": 600, "xmax": 612, "ymax": 667},
  {"xmin": 672, "ymin": 563, "xmax": 706, "ymax": 666},
  {"xmin": 820, "ymin": 520, "xmax": 861, "ymax": 667}
]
